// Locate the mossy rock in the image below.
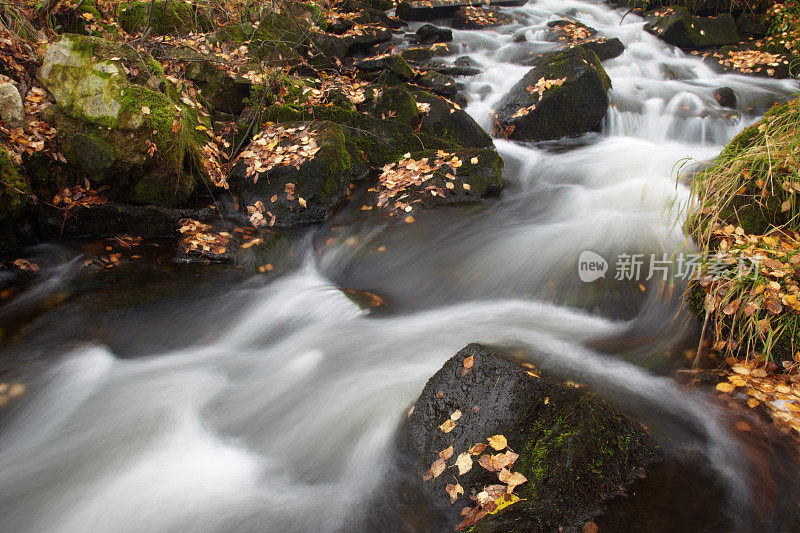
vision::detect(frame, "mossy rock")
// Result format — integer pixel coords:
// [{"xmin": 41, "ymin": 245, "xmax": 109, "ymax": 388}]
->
[
  {"xmin": 39, "ymin": 34, "xmax": 213, "ymax": 206},
  {"xmin": 228, "ymin": 121, "xmax": 369, "ymax": 227},
  {"xmin": 494, "ymin": 46, "xmax": 610, "ymax": 142},
  {"xmin": 364, "ymin": 85, "xmax": 421, "ymax": 124},
  {"xmin": 259, "ymin": 103, "xmax": 433, "ymax": 166},
  {"xmin": 184, "ymin": 58, "xmax": 251, "ymax": 114},
  {"xmin": 645, "ymin": 7, "xmax": 739, "ymax": 51},
  {"xmin": 118, "ymin": 0, "xmax": 209, "ymax": 35},
  {"xmin": 400, "ymin": 43, "xmax": 458, "ymax": 63},
  {"xmin": 213, "ymin": 18, "xmax": 305, "ymax": 64},
  {"xmin": 392, "ymin": 147, "xmax": 503, "ymax": 210},
  {"xmin": 400, "ymin": 344, "xmax": 659, "ymax": 531},
  {"xmin": 355, "ymin": 54, "xmax": 415, "ymax": 83},
  {"xmin": 412, "ymin": 89, "xmax": 493, "ymax": 149},
  {"xmin": 414, "ymin": 70, "xmax": 458, "ymax": 98},
  {"xmin": 0, "ymin": 148, "xmax": 31, "ymax": 220}
]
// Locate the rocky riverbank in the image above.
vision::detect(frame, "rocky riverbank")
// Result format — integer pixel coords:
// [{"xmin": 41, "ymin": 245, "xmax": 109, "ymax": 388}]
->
[{"xmin": 1, "ymin": 0, "xmax": 800, "ymax": 530}]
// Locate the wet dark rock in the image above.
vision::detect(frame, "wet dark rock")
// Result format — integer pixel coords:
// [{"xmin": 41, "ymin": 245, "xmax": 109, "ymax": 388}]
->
[
  {"xmin": 736, "ymin": 13, "xmax": 769, "ymax": 37},
  {"xmin": 347, "ymin": 5, "xmax": 405, "ymax": 29},
  {"xmin": 184, "ymin": 60, "xmax": 251, "ymax": 115},
  {"xmin": 355, "ymin": 54, "xmax": 415, "ymax": 82},
  {"xmin": 38, "ymin": 203, "xmax": 216, "ymax": 239},
  {"xmin": 452, "ymin": 6, "xmax": 514, "ymax": 29},
  {"xmin": 415, "ymin": 71, "xmax": 459, "ymax": 98},
  {"xmin": 645, "ymin": 7, "xmax": 739, "ymax": 51},
  {"xmin": 578, "ymin": 37, "xmax": 625, "ymax": 61},
  {"xmin": 228, "ymin": 121, "xmax": 368, "ymax": 227},
  {"xmin": 401, "ymin": 43, "xmax": 459, "ymax": 63},
  {"xmin": 703, "ymin": 44, "xmax": 798, "ymax": 79},
  {"xmin": 413, "ymin": 90, "xmax": 493, "ymax": 148},
  {"xmin": 494, "ymin": 46, "xmax": 611, "ymax": 142},
  {"xmin": 455, "ymin": 56, "xmax": 481, "ymax": 68},
  {"xmin": 425, "ymin": 63, "xmax": 483, "ymax": 76},
  {"xmin": 369, "ymin": 148, "xmax": 503, "ymax": 213},
  {"xmin": 396, "ymin": 0, "xmax": 527, "ymax": 22},
  {"xmin": 546, "ymin": 19, "xmax": 598, "ymax": 41},
  {"xmin": 416, "ymin": 24, "xmax": 454, "ymax": 44},
  {"xmin": 714, "ymin": 86, "xmax": 737, "ymax": 108},
  {"xmin": 399, "ymin": 344, "xmax": 659, "ymax": 531}
]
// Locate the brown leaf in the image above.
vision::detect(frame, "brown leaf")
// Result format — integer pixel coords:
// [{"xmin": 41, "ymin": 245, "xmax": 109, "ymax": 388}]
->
[
  {"xmin": 504, "ymin": 471, "xmax": 527, "ymax": 491},
  {"xmin": 469, "ymin": 442, "xmax": 487, "ymax": 455},
  {"xmin": 462, "ymin": 355, "xmax": 474, "ymax": 376},
  {"xmin": 487, "ymin": 434, "xmax": 508, "ymax": 451},
  {"xmin": 765, "ymin": 298, "xmax": 783, "ymax": 315},
  {"xmin": 455, "ymin": 452, "xmax": 473, "ymax": 475},
  {"xmin": 446, "ymin": 483, "xmax": 464, "ymax": 504},
  {"xmin": 431, "ymin": 458, "xmax": 447, "ymax": 479},
  {"xmin": 478, "ymin": 454, "xmax": 498, "ymax": 472},
  {"xmin": 583, "ymin": 522, "xmax": 599, "ymax": 533},
  {"xmin": 439, "ymin": 446, "xmax": 454, "ymax": 460}
]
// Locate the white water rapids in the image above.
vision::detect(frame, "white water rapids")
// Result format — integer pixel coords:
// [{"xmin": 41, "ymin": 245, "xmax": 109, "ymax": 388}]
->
[{"xmin": 0, "ymin": 1, "xmax": 798, "ymax": 531}]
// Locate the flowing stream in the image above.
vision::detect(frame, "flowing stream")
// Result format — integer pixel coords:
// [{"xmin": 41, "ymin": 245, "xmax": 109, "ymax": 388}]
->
[{"xmin": 1, "ymin": 1, "xmax": 799, "ymax": 531}]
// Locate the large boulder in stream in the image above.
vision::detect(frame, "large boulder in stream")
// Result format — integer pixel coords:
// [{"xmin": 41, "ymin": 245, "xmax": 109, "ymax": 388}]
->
[
  {"xmin": 493, "ymin": 46, "xmax": 611, "ymax": 142},
  {"xmin": 400, "ymin": 344, "xmax": 659, "ymax": 531},
  {"xmin": 37, "ymin": 34, "xmax": 213, "ymax": 206},
  {"xmin": 228, "ymin": 121, "xmax": 368, "ymax": 227},
  {"xmin": 645, "ymin": 7, "xmax": 739, "ymax": 51}
]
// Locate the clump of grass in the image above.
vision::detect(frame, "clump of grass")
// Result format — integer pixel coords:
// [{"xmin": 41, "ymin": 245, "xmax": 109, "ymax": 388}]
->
[
  {"xmin": 686, "ymin": 98, "xmax": 800, "ymax": 364},
  {"xmin": 688, "ymin": 98, "xmax": 800, "ymax": 247}
]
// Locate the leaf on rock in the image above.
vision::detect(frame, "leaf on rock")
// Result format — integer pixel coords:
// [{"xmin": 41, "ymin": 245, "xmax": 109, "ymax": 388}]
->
[
  {"xmin": 461, "ymin": 355, "xmax": 474, "ymax": 376},
  {"xmin": 439, "ymin": 446, "xmax": 454, "ymax": 460},
  {"xmin": 431, "ymin": 458, "xmax": 447, "ymax": 478},
  {"xmin": 455, "ymin": 452, "xmax": 473, "ymax": 475},
  {"xmin": 440, "ymin": 419, "xmax": 457, "ymax": 433},
  {"xmin": 469, "ymin": 443, "xmax": 487, "ymax": 455},
  {"xmin": 446, "ymin": 482, "xmax": 464, "ymax": 504},
  {"xmin": 487, "ymin": 434, "xmax": 507, "ymax": 451}
]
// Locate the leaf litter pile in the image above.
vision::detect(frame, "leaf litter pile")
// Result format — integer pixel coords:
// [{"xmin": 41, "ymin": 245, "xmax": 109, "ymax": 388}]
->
[
  {"xmin": 178, "ymin": 219, "xmax": 231, "ymax": 260},
  {"xmin": 714, "ymin": 358, "xmax": 800, "ymax": 437},
  {"xmin": 373, "ymin": 150, "xmax": 474, "ymax": 216},
  {"xmin": 423, "ymin": 430, "xmax": 529, "ymax": 531}
]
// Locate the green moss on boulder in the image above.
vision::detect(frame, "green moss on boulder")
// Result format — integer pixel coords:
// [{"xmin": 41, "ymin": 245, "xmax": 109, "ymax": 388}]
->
[
  {"xmin": 119, "ymin": 0, "xmax": 208, "ymax": 35},
  {"xmin": 228, "ymin": 121, "xmax": 369, "ymax": 227},
  {"xmin": 0, "ymin": 149, "xmax": 31, "ymax": 219},
  {"xmin": 402, "ymin": 344, "xmax": 659, "ymax": 531},
  {"xmin": 39, "ymin": 34, "xmax": 212, "ymax": 206}
]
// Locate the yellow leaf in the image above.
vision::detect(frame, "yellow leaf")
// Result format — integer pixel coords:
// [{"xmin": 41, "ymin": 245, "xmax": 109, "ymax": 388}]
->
[
  {"xmin": 487, "ymin": 434, "xmax": 507, "ymax": 451},
  {"xmin": 451, "ymin": 409, "xmax": 463, "ymax": 421},
  {"xmin": 440, "ymin": 419, "xmax": 457, "ymax": 433},
  {"xmin": 716, "ymin": 382, "xmax": 735, "ymax": 393}
]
